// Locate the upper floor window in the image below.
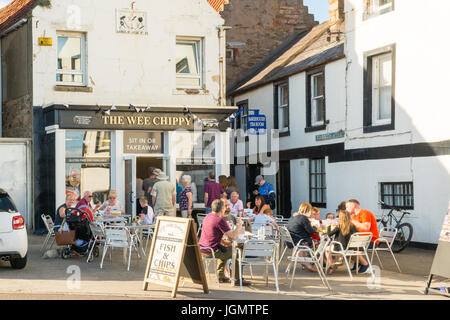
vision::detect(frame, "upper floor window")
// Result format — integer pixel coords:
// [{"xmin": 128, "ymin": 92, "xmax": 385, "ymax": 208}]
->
[
  {"xmin": 306, "ymin": 67, "xmax": 326, "ymax": 132},
  {"xmin": 364, "ymin": 0, "xmax": 394, "ymax": 20},
  {"xmin": 274, "ymin": 81, "xmax": 289, "ymax": 135},
  {"xmin": 234, "ymin": 100, "xmax": 249, "ymax": 131},
  {"xmin": 176, "ymin": 38, "xmax": 203, "ymax": 89},
  {"xmin": 57, "ymin": 32, "xmax": 87, "ymax": 86},
  {"xmin": 363, "ymin": 44, "xmax": 395, "ymax": 133}
]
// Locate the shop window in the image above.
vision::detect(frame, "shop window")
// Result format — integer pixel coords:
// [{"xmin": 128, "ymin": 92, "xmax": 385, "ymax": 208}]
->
[
  {"xmin": 380, "ymin": 182, "xmax": 414, "ymax": 209},
  {"xmin": 309, "ymin": 158, "xmax": 326, "ymax": 208},
  {"xmin": 176, "ymin": 37, "xmax": 203, "ymax": 88},
  {"xmin": 65, "ymin": 131, "xmax": 111, "ymax": 203},
  {"xmin": 57, "ymin": 32, "xmax": 87, "ymax": 86}
]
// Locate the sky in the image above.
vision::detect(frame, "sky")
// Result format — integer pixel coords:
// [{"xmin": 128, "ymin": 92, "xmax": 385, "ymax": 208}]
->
[
  {"xmin": 0, "ymin": 0, "xmax": 12, "ymax": 9},
  {"xmin": 303, "ymin": 0, "xmax": 330, "ymax": 23}
]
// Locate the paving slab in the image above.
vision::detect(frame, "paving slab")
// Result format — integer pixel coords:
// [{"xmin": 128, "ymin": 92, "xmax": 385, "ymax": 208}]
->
[{"xmin": 0, "ymin": 235, "xmax": 447, "ymax": 300}]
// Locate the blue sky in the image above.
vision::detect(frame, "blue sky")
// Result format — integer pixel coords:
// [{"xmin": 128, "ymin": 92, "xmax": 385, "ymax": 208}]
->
[
  {"xmin": 304, "ymin": 0, "xmax": 329, "ymax": 23},
  {"xmin": 0, "ymin": 0, "xmax": 13, "ymax": 9}
]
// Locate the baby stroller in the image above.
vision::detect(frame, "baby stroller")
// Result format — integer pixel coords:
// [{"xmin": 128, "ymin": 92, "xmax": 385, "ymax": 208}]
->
[{"xmin": 60, "ymin": 206, "xmax": 98, "ymax": 260}]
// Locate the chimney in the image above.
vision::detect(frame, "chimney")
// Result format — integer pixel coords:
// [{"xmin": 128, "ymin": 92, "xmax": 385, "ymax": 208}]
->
[{"xmin": 329, "ymin": 0, "xmax": 344, "ymax": 24}]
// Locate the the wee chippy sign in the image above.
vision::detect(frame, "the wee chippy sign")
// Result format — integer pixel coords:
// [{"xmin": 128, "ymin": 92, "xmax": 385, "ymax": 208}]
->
[{"xmin": 143, "ymin": 217, "xmax": 208, "ymax": 298}]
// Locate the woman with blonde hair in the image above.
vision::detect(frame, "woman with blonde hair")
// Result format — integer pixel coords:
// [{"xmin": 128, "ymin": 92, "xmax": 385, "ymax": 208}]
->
[
  {"xmin": 326, "ymin": 209, "xmax": 369, "ymax": 274},
  {"xmin": 287, "ymin": 203, "xmax": 318, "ymax": 272},
  {"xmin": 99, "ymin": 190, "xmax": 125, "ymax": 214}
]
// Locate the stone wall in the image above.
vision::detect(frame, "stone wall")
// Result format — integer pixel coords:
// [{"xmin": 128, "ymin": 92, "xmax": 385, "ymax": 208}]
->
[
  {"xmin": 222, "ymin": 0, "xmax": 318, "ymax": 88},
  {"xmin": 2, "ymin": 94, "xmax": 33, "ymax": 138}
]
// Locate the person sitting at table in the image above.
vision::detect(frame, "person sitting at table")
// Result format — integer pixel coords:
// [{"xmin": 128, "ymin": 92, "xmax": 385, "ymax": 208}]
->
[
  {"xmin": 252, "ymin": 195, "xmax": 271, "ymax": 215},
  {"xmin": 287, "ymin": 202, "xmax": 318, "ymax": 272},
  {"xmin": 325, "ymin": 209, "xmax": 370, "ymax": 274},
  {"xmin": 228, "ymin": 192, "xmax": 244, "ymax": 216},
  {"xmin": 138, "ymin": 197, "xmax": 155, "ymax": 225},
  {"xmin": 252, "ymin": 208, "xmax": 280, "ymax": 233},
  {"xmin": 221, "ymin": 198, "xmax": 237, "ymax": 230},
  {"xmin": 310, "ymin": 207, "xmax": 322, "ymax": 244},
  {"xmin": 55, "ymin": 193, "xmax": 76, "ymax": 231},
  {"xmin": 323, "ymin": 213, "xmax": 338, "ymax": 229},
  {"xmin": 98, "ymin": 190, "xmax": 125, "ymax": 214},
  {"xmin": 75, "ymin": 191, "xmax": 101, "ymax": 222},
  {"xmin": 199, "ymin": 199, "xmax": 249, "ymax": 285}
]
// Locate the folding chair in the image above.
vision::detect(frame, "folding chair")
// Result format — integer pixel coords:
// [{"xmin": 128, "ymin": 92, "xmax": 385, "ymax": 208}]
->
[
  {"xmin": 100, "ymin": 226, "xmax": 140, "ymax": 271},
  {"xmin": 326, "ymin": 232, "xmax": 375, "ymax": 280},
  {"xmin": 200, "ymin": 246, "xmax": 220, "ymax": 284},
  {"xmin": 237, "ymin": 240, "xmax": 280, "ymax": 293},
  {"xmin": 40, "ymin": 214, "xmax": 57, "ymax": 255},
  {"xmin": 370, "ymin": 227, "xmax": 401, "ymax": 272},
  {"xmin": 287, "ymin": 237, "xmax": 332, "ymax": 290},
  {"xmin": 278, "ymin": 226, "xmax": 297, "ymax": 266},
  {"xmin": 196, "ymin": 213, "xmax": 207, "ymax": 237},
  {"xmin": 87, "ymin": 222, "xmax": 106, "ymax": 263}
]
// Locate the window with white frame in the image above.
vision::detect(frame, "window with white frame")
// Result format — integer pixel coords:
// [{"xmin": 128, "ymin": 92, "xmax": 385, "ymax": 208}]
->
[
  {"xmin": 371, "ymin": 52, "xmax": 392, "ymax": 125},
  {"xmin": 311, "ymin": 72, "xmax": 325, "ymax": 126},
  {"xmin": 277, "ymin": 83, "xmax": 289, "ymax": 133},
  {"xmin": 57, "ymin": 32, "xmax": 86, "ymax": 86},
  {"xmin": 176, "ymin": 38, "xmax": 203, "ymax": 88},
  {"xmin": 364, "ymin": 0, "xmax": 394, "ymax": 19},
  {"xmin": 363, "ymin": 44, "xmax": 395, "ymax": 133}
]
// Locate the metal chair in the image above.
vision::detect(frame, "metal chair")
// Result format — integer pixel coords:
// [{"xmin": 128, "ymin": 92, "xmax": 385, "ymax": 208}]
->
[
  {"xmin": 287, "ymin": 237, "xmax": 332, "ymax": 290},
  {"xmin": 200, "ymin": 246, "xmax": 220, "ymax": 284},
  {"xmin": 196, "ymin": 213, "xmax": 207, "ymax": 237},
  {"xmin": 326, "ymin": 232, "xmax": 375, "ymax": 280},
  {"xmin": 86, "ymin": 222, "xmax": 106, "ymax": 263},
  {"xmin": 370, "ymin": 227, "xmax": 402, "ymax": 272},
  {"xmin": 40, "ymin": 214, "xmax": 57, "ymax": 255},
  {"xmin": 100, "ymin": 226, "xmax": 140, "ymax": 271},
  {"xmin": 237, "ymin": 240, "xmax": 280, "ymax": 293},
  {"xmin": 278, "ymin": 226, "xmax": 297, "ymax": 266}
]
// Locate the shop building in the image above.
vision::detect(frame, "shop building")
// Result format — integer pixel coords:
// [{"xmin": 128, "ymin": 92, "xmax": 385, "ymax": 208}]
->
[
  {"xmin": 228, "ymin": 0, "xmax": 450, "ymax": 245},
  {"xmin": 0, "ymin": 0, "xmax": 235, "ymax": 231}
]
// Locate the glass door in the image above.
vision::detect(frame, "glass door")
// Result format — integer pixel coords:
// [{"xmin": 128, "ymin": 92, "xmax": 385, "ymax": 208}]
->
[{"xmin": 124, "ymin": 156, "xmax": 137, "ymax": 218}]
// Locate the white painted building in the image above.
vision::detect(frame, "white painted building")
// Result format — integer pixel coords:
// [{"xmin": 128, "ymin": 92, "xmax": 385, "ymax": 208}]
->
[
  {"xmin": 0, "ymin": 0, "xmax": 235, "ymax": 230},
  {"xmin": 228, "ymin": 0, "xmax": 450, "ymax": 245}
]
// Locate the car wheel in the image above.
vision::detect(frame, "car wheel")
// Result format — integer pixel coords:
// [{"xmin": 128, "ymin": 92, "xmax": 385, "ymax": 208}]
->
[{"xmin": 10, "ymin": 255, "xmax": 27, "ymax": 269}]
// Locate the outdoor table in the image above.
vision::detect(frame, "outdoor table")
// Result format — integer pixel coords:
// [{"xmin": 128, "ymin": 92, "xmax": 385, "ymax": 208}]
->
[{"xmin": 230, "ymin": 233, "xmax": 280, "ymax": 287}]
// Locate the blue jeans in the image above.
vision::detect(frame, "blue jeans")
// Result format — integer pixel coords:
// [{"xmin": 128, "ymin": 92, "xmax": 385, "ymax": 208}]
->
[{"xmin": 205, "ymin": 207, "xmax": 212, "ymax": 214}]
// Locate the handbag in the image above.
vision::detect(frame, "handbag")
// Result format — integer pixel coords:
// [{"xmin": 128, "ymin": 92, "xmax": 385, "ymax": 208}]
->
[{"xmin": 54, "ymin": 219, "xmax": 75, "ymax": 245}]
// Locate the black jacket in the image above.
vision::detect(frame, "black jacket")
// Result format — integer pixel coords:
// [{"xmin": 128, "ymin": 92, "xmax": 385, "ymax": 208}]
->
[
  {"xmin": 327, "ymin": 225, "xmax": 359, "ymax": 250},
  {"xmin": 287, "ymin": 214, "xmax": 316, "ymax": 247}
]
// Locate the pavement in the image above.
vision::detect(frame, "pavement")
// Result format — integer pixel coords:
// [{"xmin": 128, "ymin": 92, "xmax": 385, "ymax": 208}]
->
[{"xmin": 0, "ymin": 234, "xmax": 448, "ymax": 300}]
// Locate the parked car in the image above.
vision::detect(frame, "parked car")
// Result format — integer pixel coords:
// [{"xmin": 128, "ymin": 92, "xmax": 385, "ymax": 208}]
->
[{"xmin": 0, "ymin": 189, "xmax": 28, "ymax": 269}]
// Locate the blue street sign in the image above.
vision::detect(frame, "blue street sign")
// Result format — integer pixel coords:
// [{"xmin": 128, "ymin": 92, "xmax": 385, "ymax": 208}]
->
[{"xmin": 247, "ymin": 110, "xmax": 266, "ymax": 135}]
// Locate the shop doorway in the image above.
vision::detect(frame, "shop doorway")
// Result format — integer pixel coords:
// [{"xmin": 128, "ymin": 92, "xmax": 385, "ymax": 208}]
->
[{"xmin": 124, "ymin": 156, "xmax": 165, "ymax": 217}]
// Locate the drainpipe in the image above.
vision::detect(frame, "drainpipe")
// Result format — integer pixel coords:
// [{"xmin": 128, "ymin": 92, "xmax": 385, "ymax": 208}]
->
[{"xmin": 217, "ymin": 25, "xmax": 231, "ymax": 107}]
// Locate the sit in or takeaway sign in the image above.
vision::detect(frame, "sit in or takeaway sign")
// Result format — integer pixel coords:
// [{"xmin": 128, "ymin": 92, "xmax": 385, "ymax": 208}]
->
[{"xmin": 124, "ymin": 131, "xmax": 163, "ymax": 154}]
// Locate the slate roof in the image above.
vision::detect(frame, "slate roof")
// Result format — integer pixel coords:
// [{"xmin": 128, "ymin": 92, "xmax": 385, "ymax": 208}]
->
[
  {"xmin": 228, "ymin": 20, "xmax": 346, "ymax": 97},
  {"xmin": 0, "ymin": 0, "xmax": 38, "ymax": 35}
]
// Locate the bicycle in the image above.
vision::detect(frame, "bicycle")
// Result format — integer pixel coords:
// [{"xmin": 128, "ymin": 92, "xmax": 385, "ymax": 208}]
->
[{"xmin": 376, "ymin": 200, "xmax": 413, "ymax": 253}]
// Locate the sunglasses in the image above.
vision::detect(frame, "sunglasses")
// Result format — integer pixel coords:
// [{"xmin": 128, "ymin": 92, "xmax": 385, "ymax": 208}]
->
[
  {"xmin": 109, "ymin": 197, "xmax": 116, "ymax": 200},
  {"xmin": 88, "ymin": 195, "xmax": 93, "ymax": 198}
]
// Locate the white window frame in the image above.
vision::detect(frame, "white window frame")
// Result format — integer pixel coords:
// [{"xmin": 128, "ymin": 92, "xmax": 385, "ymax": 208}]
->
[
  {"xmin": 311, "ymin": 72, "xmax": 325, "ymax": 127},
  {"xmin": 278, "ymin": 84, "xmax": 289, "ymax": 133},
  {"xmin": 176, "ymin": 37, "xmax": 204, "ymax": 89},
  {"xmin": 365, "ymin": 0, "xmax": 393, "ymax": 19},
  {"xmin": 371, "ymin": 52, "xmax": 392, "ymax": 126},
  {"xmin": 56, "ymin": 31, "xmax": 87, "ymax": 87}
]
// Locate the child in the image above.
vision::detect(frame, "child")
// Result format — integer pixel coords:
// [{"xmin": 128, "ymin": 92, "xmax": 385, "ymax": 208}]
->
[
  {"xmin": 138, "ymin": 197, "xmax": 155, "ymax": 225},
  {"xmin": 252, "ymin": 208, "xmax": 280, "ymax": 232},
  {"xmin": 322, "ymin": 212, "xmax": 339, "ymax": 229},
  {"xmin": 310, "ymin": 207, "xmax": 322, "ymax": 242}
]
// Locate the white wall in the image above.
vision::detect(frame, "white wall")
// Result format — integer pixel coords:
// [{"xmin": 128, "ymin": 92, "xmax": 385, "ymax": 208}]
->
[
  {"xmin": 344, "ymin": 0, "xmax": 450, "ymax": 149},
  {"xmin": 31, "ymin": 0, "xmax": 224, "ymax": 107}
]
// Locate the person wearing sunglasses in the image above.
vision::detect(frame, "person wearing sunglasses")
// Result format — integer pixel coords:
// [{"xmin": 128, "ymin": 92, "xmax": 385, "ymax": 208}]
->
[
  {"xmin": 98, "ymin": 190, "xmax": 125, "ymax": 215},
  {"xmin": 75, "ymin": 191, "xmax": 102, "ymax": 222}
]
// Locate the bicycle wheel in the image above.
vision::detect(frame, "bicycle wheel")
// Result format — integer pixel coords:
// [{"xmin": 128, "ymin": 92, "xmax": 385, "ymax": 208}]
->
[{"xmin": 391, "ymin": 223, "xmax": 413, "ymax": 253}]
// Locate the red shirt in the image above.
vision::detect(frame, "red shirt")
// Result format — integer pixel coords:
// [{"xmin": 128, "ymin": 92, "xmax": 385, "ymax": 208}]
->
[
  {"xmin": 353, "ymin": 209, "xmax": 379, "ymax": 242},
  {"xmin": 199, "ymin": 213, "xmax": 230, "ymax": 253}
]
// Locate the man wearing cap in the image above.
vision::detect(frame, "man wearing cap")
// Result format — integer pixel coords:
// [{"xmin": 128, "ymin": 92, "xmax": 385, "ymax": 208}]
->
[
  {"xmin": 151, "ymin": 171, "xmax": 176, "ymax": 217},
  {"xmin": 253, "ymin": 175, "xmax": 276, "ymax": 210}
]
